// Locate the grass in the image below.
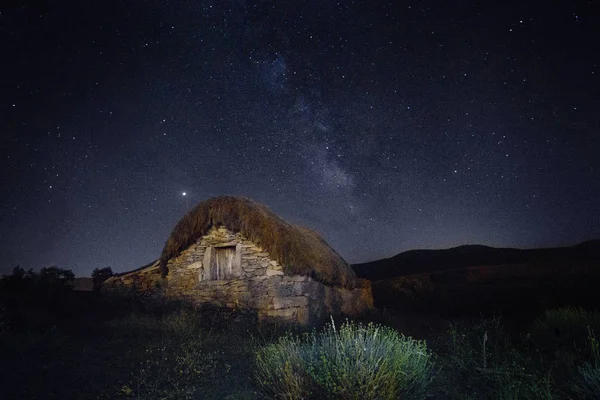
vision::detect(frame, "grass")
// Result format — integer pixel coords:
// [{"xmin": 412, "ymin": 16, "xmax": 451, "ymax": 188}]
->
[
  {"xmin": 573, "ymin": 362, "xmax": 600, "ymax": 399},
  {"xmin": 107, "ymin": 309, "xmax": 222, "ymax": 400},
  {"xmin": 2, "ymin": 288, "xmax": 600, "ymax": 400},
  {"xmin": 255, "ymin": 318, "xmax": 433, "ymax": 400},
  {"xmin": 571, "ymin": 325, "xmax": 600, "ymax": 399},
  {"xmin": 529, "ymin": 307, "xmax": 600, "ymax": 361},
  {"xmin": 525, "ymin": 306, "xmax": 600, "ymax": 396},
  {"xmin": 255, "ymin": 334, "xmax": 311, "ymax": 399},
  {"xmin": 433, "ymin": 316, "xmax": 554, "ymax": 400},
  {"xmin": 0, "ymin": 294, "xmax": 262, "ymax": 399}
]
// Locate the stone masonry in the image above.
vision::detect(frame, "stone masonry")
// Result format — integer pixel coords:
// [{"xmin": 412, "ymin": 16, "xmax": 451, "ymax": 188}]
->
[{"xmin": 105, "ymin": 226, "xmax": 373, "ymax": 325}]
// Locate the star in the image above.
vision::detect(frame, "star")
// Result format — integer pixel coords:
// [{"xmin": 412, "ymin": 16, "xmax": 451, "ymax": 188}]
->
[{"xmin": 1, "ymin": 0, "xmax": 598, "ymax": 279}]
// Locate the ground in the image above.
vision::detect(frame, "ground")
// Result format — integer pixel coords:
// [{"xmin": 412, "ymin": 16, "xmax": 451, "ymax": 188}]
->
[{"xmin": 1, "ymin": 289, "xmax": 599, "ymax": 399}]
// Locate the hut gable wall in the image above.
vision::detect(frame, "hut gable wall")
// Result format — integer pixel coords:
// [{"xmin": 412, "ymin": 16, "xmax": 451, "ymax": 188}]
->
[
  {"xmin": 103, "ymin": 226, "xmax": 373, "ymax": 325},
  {"xmin": 164, "ymin": 227, "xmax": 371, "ymax": 324}
]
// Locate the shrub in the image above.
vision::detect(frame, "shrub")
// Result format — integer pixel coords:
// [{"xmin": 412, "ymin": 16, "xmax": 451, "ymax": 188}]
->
[
  {"xmin": 255, "ymin": 318, "xmax": 433, "ymax": 400},
  {"xmin": 528, "ymin": 306, "xmax": 600, "ymax": 389},
  {"xmin": 255, "ymin": 335, "xmax": 310, "ymax": 400},
  {"xmin": 573, "ymin": 362, "xmax": 600, "ymax": 399},
  {"xmin": 529, "ymin": 307, "xmax": 600, "ymax": 358},
  {"xmin": 572, "ymin": 327, "xmax": 600, "ymax": 399},
  {"xmin": 441, "ymin": 317, "xmax": 553, "ymax": 400}
]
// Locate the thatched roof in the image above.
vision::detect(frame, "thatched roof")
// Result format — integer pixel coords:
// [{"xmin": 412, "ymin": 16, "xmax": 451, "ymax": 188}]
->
[{"xmin": 159, "ymin": 196, "xmax": 357, "ymax": 288}]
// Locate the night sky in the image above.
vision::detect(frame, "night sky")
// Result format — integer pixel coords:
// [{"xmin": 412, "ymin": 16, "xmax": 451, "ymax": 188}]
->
[{"xmin": 2, "ymin": 1, "xmax": 599, "ymax": 277}]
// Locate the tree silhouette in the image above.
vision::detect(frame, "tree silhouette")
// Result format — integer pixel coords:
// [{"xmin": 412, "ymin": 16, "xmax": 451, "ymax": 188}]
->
[
  {"xmin": 0, "ymin": 266, "xmax": 74, "ymax": 292},
  {"xmin": 0, "ymin": 266, "xmax": 37, "ymax": 291},
  {"xmin": 38, "ymin": 266, "xmax": 75, "ymax": 287},
  {"xmin": 92, "ymin": 267, "xmax": 113, "ymax": 291}
]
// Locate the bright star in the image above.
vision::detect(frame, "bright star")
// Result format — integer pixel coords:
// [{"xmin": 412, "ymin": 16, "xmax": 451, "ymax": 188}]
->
[{"xmin": 182, "ymin": 192, "xmax": 187, "ymax": 196}]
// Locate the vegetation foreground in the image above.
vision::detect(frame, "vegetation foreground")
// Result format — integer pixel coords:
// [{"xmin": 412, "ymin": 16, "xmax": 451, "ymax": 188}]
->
[{"xmin": 1, "ymin": 276, "xmax": 600, "ymax": 399}]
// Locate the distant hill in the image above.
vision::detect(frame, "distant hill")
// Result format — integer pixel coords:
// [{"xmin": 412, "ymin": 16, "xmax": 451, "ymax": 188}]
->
[
  {"xmin": 352, "ymin": 240, "xmax": 600, "ymax": 316},
  {"xmin": 353, "ymin": 240, "xmax": 600, "ymax": 281}
]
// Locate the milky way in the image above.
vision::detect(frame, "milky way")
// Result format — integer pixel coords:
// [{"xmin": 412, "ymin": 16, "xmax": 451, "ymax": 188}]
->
[{"xmin": 2, "ymin": 1, "xmax": 599, "ymax": 276}]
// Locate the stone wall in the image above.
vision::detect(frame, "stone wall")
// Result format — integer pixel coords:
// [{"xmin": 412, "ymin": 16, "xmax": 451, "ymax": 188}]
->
[
  {"xmin": 103, "ymin": 261, "xmax": 163, "ymax": 293},
  {"xmin": 104, "ymin": 226, "xmax": 373, "ymax": 325}
]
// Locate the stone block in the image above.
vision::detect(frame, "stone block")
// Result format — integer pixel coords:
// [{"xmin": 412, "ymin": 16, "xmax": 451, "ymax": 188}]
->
[
  {"xmin": 266, "ymin": 269, "xmax": 284, "ymax": 276},
  {"xmin": 273, "ymin": 296, "xmax": 309, "ymax": 309},
  {"xmin": 285, "ymin": 275, "xmax": 309, "ymax": 282},
  {"xmin": 214, "ymin": 241, "xmax": 238, "ymax": 247},
  {"xmin": 263, "ymin": 308, "xmax": 298, "ymax": 319},
  {"xmin": 277, "ymin": 282, "xmax": 307, "ymax": 296},
  {"xmin": 185, "ymin": 261, "xmax": 202, "ymax": 270}
]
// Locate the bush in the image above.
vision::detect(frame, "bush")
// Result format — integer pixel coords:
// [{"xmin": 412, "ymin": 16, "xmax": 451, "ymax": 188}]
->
[
  {"xmin": 255, "ymin": 335, "xmax": 310, "ymax": 400},
  {"xmin": 255, "ymin": 318, "xmax": 432, "ymax": 400},
  {"xmin": 572, "ymin": 327, "xmax": 600, "ymax": 399},
  {"xmin": 529, "ymin": 307, "xmax": 600, "ymax": 358},
  {"xmin": 441, "ymin": 317, "xmax": 553, "ymax": 400},
  {"xmin": 528, "ymin": 306, "xmax": 600, "ymax": 388},
  {"xmin": 573, "ymin": 362, "xmax": 600, "ymax": 399}
]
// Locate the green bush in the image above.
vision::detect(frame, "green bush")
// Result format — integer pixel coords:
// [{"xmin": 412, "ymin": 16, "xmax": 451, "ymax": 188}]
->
[
  {"xmin": 255, "ymin": 318, "xmax": 432, "ymax": 400},
  {"xmin": 255, "ymin": 334, "xmax": 311, "ymax": 400}
]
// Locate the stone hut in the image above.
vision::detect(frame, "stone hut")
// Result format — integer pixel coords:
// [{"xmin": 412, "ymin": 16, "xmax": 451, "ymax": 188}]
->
[{"xmin": 103, "ymin": 196, "xmax": 373, "ymax": 325}]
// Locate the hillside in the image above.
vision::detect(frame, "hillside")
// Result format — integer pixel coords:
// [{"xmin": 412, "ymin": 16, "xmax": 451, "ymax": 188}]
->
[
  {"xmin": 352, "ymin": 240, "xmax": 600, "ymax": 316},
  {"xmin": 353, "ymin": 240, "xmax": 600, "ymax": 281}
]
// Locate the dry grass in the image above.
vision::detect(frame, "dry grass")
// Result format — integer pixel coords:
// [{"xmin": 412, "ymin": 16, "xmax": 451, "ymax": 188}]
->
[{"xmin": 159, "ymin": 196, "xmax": 357, "ymax": 288}]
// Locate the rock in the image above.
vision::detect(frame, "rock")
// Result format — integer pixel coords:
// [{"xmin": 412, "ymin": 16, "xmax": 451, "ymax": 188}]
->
[
  {"xmin": 273, "ymin": 296, "xmax": 309, "ymax": 309},
  {"xmin": 107, "ymin": 225, "xmax": 373, "ymax": 326},
  {"xmin": 263, "ymin": 308, "xmax": 297, "ymax": 318},
  {"xmin": 266, "ymin": 269, "xmax": 284, "ymax": 276},
  {"xmin": 215, "ymin": 241, "xmax": 237, "ymax": 247},
  {"xmin": 286, "ymin": 275, "xmax": 309, "ymax": 282},
  {"xmin": 186, "ymin": 261, "xmax": 203, "ymax": 270}
]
